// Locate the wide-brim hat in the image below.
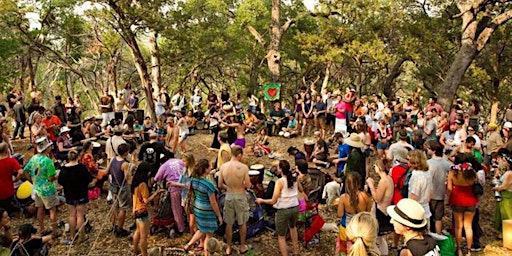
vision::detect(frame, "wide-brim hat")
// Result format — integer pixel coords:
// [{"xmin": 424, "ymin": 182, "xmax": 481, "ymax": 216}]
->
[
  {"xmin": 488, "ymin": 123, "xmax": 498, "ymax": 129},
  {"xmin": 393, "ymin": 147, "xmax": 409, "ymax": 163},
  {"xmin": 36, "ymin": 136, "xmax": 53, "ymax": 153},
  {"xmin": 387, "ymin": 198, "xmax": 427, "ymax": 228},
  {"xmin": 345, "ymin": 133, "xmax": 364, "ymax": 148},
  {"xmin": 60, "ymin": 126, "xmax": 71, "ymax": 134}
]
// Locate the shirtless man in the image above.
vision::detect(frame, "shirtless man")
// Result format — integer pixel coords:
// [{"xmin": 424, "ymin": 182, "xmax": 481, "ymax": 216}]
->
[{"xmin": 218, "ymin": 146, "xmax": 251, "ymax": 255}]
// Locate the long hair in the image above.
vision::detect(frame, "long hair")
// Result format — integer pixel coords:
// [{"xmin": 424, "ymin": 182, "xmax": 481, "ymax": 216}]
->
[
  {"xmin": 408, "ymin": 150, "xmax": 428, "ymax": 171},
  {"xmin": 192, "ymin": 159, "xmax": 210, "ymax": 178},
  {"xmin": 346, "ymin": 212, "xmax": 378, "ymax": 256},
  {"xmin": 345, "ymin": 172, "xmax": 362, "ymax": 212},
  {"xmin": 181, "ymin": 152, "xmax": 196, "ymax": 170},
  {"xmin": 131, "ymin": 168, "xmax": 149, "ymax": 194},
  {"xmin": 279, "ymin": 160, "xmax": 296, "ymax": 188}
]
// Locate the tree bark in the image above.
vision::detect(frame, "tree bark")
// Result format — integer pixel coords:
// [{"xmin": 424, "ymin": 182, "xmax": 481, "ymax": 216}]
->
[
  {"xmin": 382, "ymin": 57, "xmax": 409, "ymax": 99},
  {"xmin": 149, "ymin": 29, "xmax": 161, "ymax": 93},
  {"xmin": 107, "ymin": 50, "xmax": 119, "ymax": 95},
  {"xmin": 268, "ymin": 0, "xmax": 282, "ymax": 84}
]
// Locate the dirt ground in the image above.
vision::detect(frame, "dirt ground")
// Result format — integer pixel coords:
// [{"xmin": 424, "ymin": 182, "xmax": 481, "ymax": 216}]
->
[{"xmin": 9, "ymin": 132, "xmax": 512, "ymax": 255}]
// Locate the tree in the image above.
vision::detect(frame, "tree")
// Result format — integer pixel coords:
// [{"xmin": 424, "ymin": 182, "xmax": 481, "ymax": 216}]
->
[{"xmin": 438, "ymin": 0, "xmax": 512, "ymax": 109}]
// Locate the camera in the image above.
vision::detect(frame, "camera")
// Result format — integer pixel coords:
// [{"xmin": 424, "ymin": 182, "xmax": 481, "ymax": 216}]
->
[{"xmin": 491, "ymin": 178, "xmax": 502, "ymax": 202}]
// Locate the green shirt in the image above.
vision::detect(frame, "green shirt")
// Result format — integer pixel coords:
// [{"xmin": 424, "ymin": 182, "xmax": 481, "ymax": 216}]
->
[{"xmin": 24, "ymin": 154, "xmax": 57, "ymax": 197}]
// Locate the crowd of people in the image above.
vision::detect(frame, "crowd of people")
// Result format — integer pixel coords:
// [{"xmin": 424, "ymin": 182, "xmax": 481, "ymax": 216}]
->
[{"xmin": 0, "ymin": 84, "xmax": 512, "ymax": 256}]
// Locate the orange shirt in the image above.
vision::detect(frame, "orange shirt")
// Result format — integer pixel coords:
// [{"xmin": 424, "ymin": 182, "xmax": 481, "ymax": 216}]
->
[
  {"xmin": 42, "ymin": 115, "xmax": 62, "ymax": 142},
  {"xmin": 133, "ymin": 183, "xmax": 149, "ymax": 213}
]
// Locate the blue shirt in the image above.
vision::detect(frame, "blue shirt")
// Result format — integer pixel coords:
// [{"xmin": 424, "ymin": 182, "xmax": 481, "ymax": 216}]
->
[{"xmin": 337, "ymin": 143, "xmax": 350, "ymax": 172}]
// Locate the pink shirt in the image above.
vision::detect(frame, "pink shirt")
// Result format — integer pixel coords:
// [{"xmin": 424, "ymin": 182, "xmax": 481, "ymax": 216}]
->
[{"xmin": 335, "ymin": 102, "xmax": 347, "ymax": 119}]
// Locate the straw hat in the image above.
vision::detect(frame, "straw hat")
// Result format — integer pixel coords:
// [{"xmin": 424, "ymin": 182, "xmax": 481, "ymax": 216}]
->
[
  {"xmin": 35, "ymin": 137, "xmax": 53, "ymax": 153},
  {"xmin": 387, "ymin": 198, "xmax": 427, "ymax": 228},
  {"xmin": 488, "ymin": 123, "xmax": 498, "ymax": 129},
  {"xmin": 345, "ymin": 133, "xmax": 364, "ymax": 149}
]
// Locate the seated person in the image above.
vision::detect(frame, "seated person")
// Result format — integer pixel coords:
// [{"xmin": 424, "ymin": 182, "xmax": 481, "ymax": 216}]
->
[
  {"xmin": 281, "ymin": 114, "xmax": 299, "ymax": 138},
  {"xmin": 311, "ymin": 131, "xmax": 331, "ymax": 168},
  {"xmin": 287, "ymin": 146, "xmax": 307, "ymax": 163},
  {"xmin": 56, "ymin": 127, "xmax": 78, "ymax": 161},
  {"xmin": 243, "ymin": 109, "xmax": 260, "ymax": 133},
  {"xmin": 10, "ymin": 224, "xmax": 52, "ymax": 256},
  {"xmin": 253, "ymin": 128, "xmax": 271, "ymax": 156},
  {"xmin": 267, "ymin": 102, "xmax": 286, "ymax": 136},
  {"xmin": 185, "ymin": 110, "xmax": 197, "ymax": 134}
]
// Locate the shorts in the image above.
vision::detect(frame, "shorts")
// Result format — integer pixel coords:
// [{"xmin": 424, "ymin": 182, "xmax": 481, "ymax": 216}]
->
[
  {"xmin": 375, "ymin": 207, "xmax": 393, "ymax": 236},
  {"xmin": 376, "ymin": 141, "xmax": 390, "ymax": 150},
  {"xmin": 101, "ymin": 112, "xmax": 115, "ymax": 127},
  {"xmin": 315, "ymin": 118, "xmax": 326, "ymax": 130},
  {"xmin": 429, "ymin": 200, "xmax": 445, "ymax": 221},
  {"xmin": 233, "ymin": 138, "xmax": 246, "ymax": 148},
  {"xmin": 451, "ymin": 205, "xmax": 476, "ymax": 213},
  {"xmin": 66, "ymin": 198, "xmax": 89, "ymax": 206},
  {"xmin": 275, "ymin": 206, "xmax": 298, "ymax": 236},
  {"xmin": 34, "ymin": 193, "xmax": 59, "ymax": 209},
  {"xmin": 110, "ymin": 183, "xmax": 132, "ymax": 211},
  {"xmin": 314, "ymin": 153, "xmax": 328, "ymax": 162},
  {"xmin": 326, "ymin": 114, "xmax": 335, "ymax": 126},
  {"xmin": 223, "ymin": 193, "xmax": 249, "ymax": 225},
  {"xmin": 179, "ymin": 133, "xmax": 188, "ymax": 140}
]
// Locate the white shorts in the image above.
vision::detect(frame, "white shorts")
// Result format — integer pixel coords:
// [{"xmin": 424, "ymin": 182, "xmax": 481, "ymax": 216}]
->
[
  {"xmin": 102, "ymin": 112, "xmax": 115, "ymax": 127},
  {"xmin": 334, "ymin": 118, "xmax": 347, "ymax": 134}
]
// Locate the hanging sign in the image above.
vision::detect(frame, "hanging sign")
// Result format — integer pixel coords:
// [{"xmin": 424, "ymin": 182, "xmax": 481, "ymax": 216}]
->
[{"xmin": 263, "ymin": 83, "xmax": 281, "ymax": 101}]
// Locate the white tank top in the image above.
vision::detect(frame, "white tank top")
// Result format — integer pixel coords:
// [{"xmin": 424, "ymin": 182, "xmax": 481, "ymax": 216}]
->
[{"xmin": 274, "ymin": 177, "xmax": 299, "ymax": 209}]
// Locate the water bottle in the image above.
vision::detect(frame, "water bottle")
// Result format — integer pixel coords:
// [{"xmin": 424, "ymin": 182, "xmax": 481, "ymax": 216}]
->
[{"xmin": 495, "ymin": 191, "xmax": 502, "ymax": 202}]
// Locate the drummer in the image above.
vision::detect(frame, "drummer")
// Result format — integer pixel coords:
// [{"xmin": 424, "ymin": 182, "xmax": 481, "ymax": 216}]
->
[
  {"xmin": 287, "ymin": 146, "xmax": 307, "ymax": 164},
  {"xmin": 311, "ymin": 131, "xmax": 331, "ymax": 168},
  {"xmin": 217, "ymin": 146, "xmax": 252, "ymax": 255}
]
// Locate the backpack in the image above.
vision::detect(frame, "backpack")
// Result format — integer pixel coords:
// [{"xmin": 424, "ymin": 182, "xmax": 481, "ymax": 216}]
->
[
  {"xmin": 396, "ymin": 164, "xmax": 412, "ymax": 198},
  {"xmin": 142, "ymin": 145, "xmax": 157, "ymax": 164}
]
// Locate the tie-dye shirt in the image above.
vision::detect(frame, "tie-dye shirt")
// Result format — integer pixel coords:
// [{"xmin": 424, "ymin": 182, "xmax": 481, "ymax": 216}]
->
[{"xmin": 23, "ymin": 154, "xmax": 57, "ymax": 197}]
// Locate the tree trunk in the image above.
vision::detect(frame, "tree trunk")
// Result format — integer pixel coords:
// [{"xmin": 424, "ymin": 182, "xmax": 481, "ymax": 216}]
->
[
  {"xmin": 148, "ymin": 30, "xmax": 161, "ymax": 93},
  {"xmin": 320, "ymin": 62, "xmax": 332, "ymax": 93},
  {"xmin": 107, "ymin": 50, "xmax": 119, "ymax": 94},
  {"xmin": 65, "ymin": 70, "xmax": 73, "ymax": 98},
  {"xmin": 27, "ymin": 48, "xmax": 37, "ymax": 91},
  {"xmin": 382, "ymin": 57, "xmax": 409, "ymax": 99},
  {"xmin": 268, "ymin": 0, "xmax": 282, "ymax": 84},
  {"xmin": 438, "ymin": 42, "xmax": 477, "ymax": 109},
  {"xmin": 126, "ymin": 36, "xmax": 156, "ymax": 120}
]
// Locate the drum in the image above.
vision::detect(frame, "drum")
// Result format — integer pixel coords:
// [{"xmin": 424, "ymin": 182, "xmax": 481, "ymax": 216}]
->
[
  {"xmin": 92, "ymin": 142, "xmax": 101, "ymax": 148},
  {"xmin": 249, "ymin": 170, "xmax": 260, "ymax": 188},
  {"xmin": 250, "ymin": 164, "xmax": 265, "ymax": 185},
  {"xmin": 304, "ymin": 138, "xmax": 315, "ymax": 162}
]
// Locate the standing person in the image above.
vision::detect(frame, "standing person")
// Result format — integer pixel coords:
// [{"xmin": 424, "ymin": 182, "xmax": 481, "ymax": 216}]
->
[
  {"xmin": 387, "ymin": 199, "xmax": 440, "ymax": 256},
  {"xmin": 0, "ymin": 124, "xmax": 13, "ymax": 156},
  {"xmin": 313, "ymin": 95, "xmax": 327, "ymax": 139},
  {"xmin": 346, "ymin": 212, "xmax": 379, "ymax": 256},
  {"xmin": 23, "ymin": 137, "xmax": 60, "ymax": 237},
  {"xmin": 387, "ymin": 131, "xmax": 414, "ymax": 164},
  {"xmin": 183, "ymin": 159, "xmax": 222, "ymax": 256},
  {"xmin": 99, "ymin": 88, "xmax": 115, "ymax": 128},
  {"xmin": 256, "ymin": 160, "xmax": 303, "ymax": 256},
  {"xmin": 212, "ymin": 132, "xmax": 231, "ymax": 172},
  {"xmin": 390, "ymin": 147, "xmax": 410, "ymax": 205},
  {"xmin": 176, "ymin": 110, "xmax": 189, "ymax": 153},
  {"xmin": 407, "ymin": 150, "xmax": 433, "ymax": 224},
  {"xmin": 12, "ymin": 97, "xmax": 26, "ymax": 140},
  {"xmin": 366, "ymin": 160, "xmax": 393, "ymax": 256},
  {"xmin": 58, "ymin": 150, "xmax": 93, "ymax": 245},
  {"xmin": 0, "ymin": 143, "xmax": 24, "ymax": 215},
  {"xmin": 53, "ymin": 96, "xmax": 67, "ymax": 124},
  {"xmin": 425, "ymin": 140, "xmax": 452, "ymax": 234},
  {"xmin": 336, "ymin": 172, "xmax": 372, "ymax": 254},
  {"xmin": 206, "ymin": 105, "xmax": 221, "ymax": 148},
  {"xmin": 492, "ymin": 150, "xmax": 512, "ymax": 237},
  {"xmin": 335, "ymin": 94, "xmax": 348, "ymax": 134},
  {"xmin": 108, "ymin": 143, "xmax": 133, "ymax": 237},
  {"xmin": 138, "ymin": 132, "xmax": 170, "ymax": 178},
  {"xmin": 41, "ymin": 110, "xmax": 62, "ymax": 144},
  {"xmin": 448, "ymin": 161, "xmax": 478, "ymax": 256},
  {"xmin": 191, "ymin": 89, "xmax": 203, "ymax": 113},
  {"xmin": 301, "ymin": 93, "xmax": 314, "ymax": 137},
  {"xmin": 173, "ymin": 153, "xmax": 196, "ymax": 235},
  {"xmin": 423, "ymin": 111, "xmax": 437, "ymax": 141},
  {"xmin": 218, "ymin": 146, "xmax": 252, "ymax": 255},
  {"xmin": 344, "ymin": 88, "xmax": 356, "ymax": 127},
  {"xmin": 155, "ymin": 158, "xmax": 187, "ymax": 235},
  {"xmin": 171, "ymin": 88, "xmax": 187, "ymax": 113},
  {"xmin": 345, "ymin": 133, "xmax": 367, "ymax": 183},
  {"xmin": 131, "ymin": 167, "xmax": 165, "ymax": 256}
]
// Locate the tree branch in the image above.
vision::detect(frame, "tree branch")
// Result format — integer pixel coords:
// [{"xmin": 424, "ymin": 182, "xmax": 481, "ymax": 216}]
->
[
  {"xmin": 476, "ymin": 9, "xmax": 512, "ymax": 51},
  {"xmin": 247, "ymin": 25, "xmax": 266, "ymax": 46},
  {"xmin": 281, "ymin": 19, "xmax": 295, "ymax": 33}
]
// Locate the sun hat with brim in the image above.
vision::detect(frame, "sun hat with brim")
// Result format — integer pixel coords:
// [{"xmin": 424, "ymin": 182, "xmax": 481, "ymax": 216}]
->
[
  {"xmin": 36, "ymin": 137, "xmax": 53, "ymax": 153},
  {"xmin": 392, "ymin": 147, "xmax": 409, "ymax": 164},
  {"xmin": 60, "ymin": 126, "xmax": 71, "ymax": 134},
  {"xmin": 345, "ymin": 133, "xmax": 365, "ymax": 149},
  {"xmin": 387, "ymin": 198, "xmax": 428, "ymax": 228}
]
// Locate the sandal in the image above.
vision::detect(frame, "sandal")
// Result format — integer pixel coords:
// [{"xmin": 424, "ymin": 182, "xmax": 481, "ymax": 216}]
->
[
  {"xmin": 239, "ymin": 245, "xmax": 252, "ymax": 254},
  {"xmin": 183, "ymin": 244, "xmax": 193, "ymax": 251}
]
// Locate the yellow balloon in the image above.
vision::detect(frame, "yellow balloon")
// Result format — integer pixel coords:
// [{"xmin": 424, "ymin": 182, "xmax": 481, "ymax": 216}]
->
[{"xmin": 16, "ymin": 181, "xmax": 32, "ymax": 200}]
